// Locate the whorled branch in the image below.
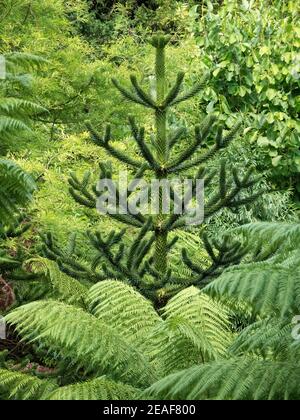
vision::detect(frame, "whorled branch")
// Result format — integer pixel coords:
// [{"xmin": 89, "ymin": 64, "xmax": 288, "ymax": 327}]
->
[
  {"xmin": 165, "ymin": 164, "xmax": 264, "ymax": 231},
  {"xmin": 86, "ymin": 122, "xmax": 142, "ymax": 168},
  {"xmin": 171, "ymin": 233, "xmax": 252, "ymax": 288}
]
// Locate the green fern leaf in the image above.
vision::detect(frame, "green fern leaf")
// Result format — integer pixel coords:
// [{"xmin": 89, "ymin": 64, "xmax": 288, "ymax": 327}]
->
[
  {"xmin": 87, "ymin": 280, "xmax": 160, "ymax": 343},
  {"xmin": 30, "ymin": 258, "xmax": 88, "ymax": 306},
  {"xmin": 143, "ymin": 287, "xmax": 232, "ymax": 376},
  {"xmin": 47, "ymin": 376, "xmax": 139, "ymax": 400},
  {"xmin": 5, "ymin": 300, "xmax": 156, "ymax": 387},
  {"xmin": 0, "ymin": 159, "xmax": 35, "ymax": 225},
  {"xmin": 144, "ymin": 358, "xmax": 300, "ymax": 400},
  {"xmin": 0, "ymin": 368, "xmax": 56, "ymax": 400}
]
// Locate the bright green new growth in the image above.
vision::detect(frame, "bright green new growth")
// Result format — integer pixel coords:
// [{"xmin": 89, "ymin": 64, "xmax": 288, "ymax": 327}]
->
[{"xmin": 42, "ymin": 34, "xmax": 263, "ymax": 305}]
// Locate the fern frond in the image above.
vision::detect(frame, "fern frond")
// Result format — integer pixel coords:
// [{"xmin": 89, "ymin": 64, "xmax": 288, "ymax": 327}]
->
[
  {"xmin": 0, "ymin": 116, "xmax": 29, "ymax": 134},
  {"xmin": 4, "ymin": 52, "xmax": 48, "ymax": 72},
  {"xmin": 5, "ymin": 300, "xmax": 156, "ymax": 387},
  {"xmin": 47, "ymin": 376, "xmax": 139, "ymax": 400},
  {"xmin": 230, "ymin": 318, "xmax": 300, "ymax": 361},
  {"xmin": 0, "ymin": 368, "xmax": 56, "ymax": 400},
  {"xmin": 0, "ymin": 98, "xmax": 46, "ymax": 115},
  {"xmin": 144, "ymin": 358, "xmax": 300, "ymax": 400},
  {"xmin": 87, "ymin": 280, "xmax": 160, "ymax": 343},
  {"xmin": 29, "ymin": 258, "xmax": 88, "ymax": 306},
  {"xmin": 205, "ymin": 256, "xmax": 300, "ymax": 318},
  {"xmin": 143, "ymin": 287, "xmax": 232, "ymax": 376},
  {"xmin": 0, "ymin": 159, "xmax": 35, "ymax": 225},
  {"xmin": 163, "ymin": 287, "xmax": 231, "ymax": 356},
  {"xmin": 236, "ymin": 222, "xmax": 300, "ymax": 253}
]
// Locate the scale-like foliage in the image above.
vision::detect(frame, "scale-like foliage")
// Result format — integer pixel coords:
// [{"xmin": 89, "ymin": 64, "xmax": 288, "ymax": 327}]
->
[{"xmin": 43, "ymin": 34, "xmax": 262, "ymax": 303}]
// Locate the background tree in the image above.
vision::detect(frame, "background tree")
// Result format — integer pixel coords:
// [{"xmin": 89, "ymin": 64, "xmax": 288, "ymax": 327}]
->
[{"xmin": 42, "ymin": 34, "xmax": 263, "ymax": 305}]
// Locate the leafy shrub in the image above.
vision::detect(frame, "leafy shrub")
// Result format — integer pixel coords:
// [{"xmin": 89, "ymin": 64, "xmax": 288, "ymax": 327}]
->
[{"xmin": 188, "ymin": 0, "xmax": 300, "ymax": 200}]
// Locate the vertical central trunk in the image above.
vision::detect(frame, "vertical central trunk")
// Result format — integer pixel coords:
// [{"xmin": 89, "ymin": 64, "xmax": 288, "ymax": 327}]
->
[{"xmin": 154, "ymin": 44, "xmax": 168, "ymax": 276}]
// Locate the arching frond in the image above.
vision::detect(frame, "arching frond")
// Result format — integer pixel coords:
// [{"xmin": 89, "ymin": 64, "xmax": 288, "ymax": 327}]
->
[
  {"xmin": 0, "ymin": 116, "xmax": 29, "ymax": 134},
  {"xmin": 230, "ymin": 318, "xmax": 300, "ymax": 361},
  {"xmin": 236, "ymin": 223, "xmax": 300, "ymax": 252},
  {"xmin": 5, "ymin": 300, "xmax": 156, "ymax": 387},
  {"xmin": 144, "ymin": 358, "xmax": 300, "ymax": 400},
  {"xmin": 87, "ymin": 280, "xmax": 160, "ymax": 343},
  {"xmin": 4, "ymin": 53, "xmax": 48, "ymax": 72},
  {"xmin": 204, "ymin": 223, "xmax": 300, "ymax": 319},
  {"xmin": 205, "ymin": 254, "xmax": 300, "ymax": 318},
  {"xmin": 162, "ymin": 287, "xmax": 231, "ymax": 356},
  {"xmin": 30, "ymin": 258, "xmax": 88, "ymax": 306},
  {"xmin": 47, "ymin": 376, "xmax": 139, "ymax": 401},
  {"xmin": 0, "ymin": 368, "xmax": 55, "ymax": 400},
  {"xmin": 143, "ymin": 287, "xmax": 232, "ymax": 376},
  {"xmin": 0, "ymin": 98, "xmax": 46, "ymax": 116},
  {"xmin": 0, "ymin": 159, "xmax": 35, "ymax": 225}
]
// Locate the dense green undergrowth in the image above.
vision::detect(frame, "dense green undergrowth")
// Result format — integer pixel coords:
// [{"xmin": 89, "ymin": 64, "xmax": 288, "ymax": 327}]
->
[{"xmin": 0, "ymin": 0, "xmax": 300, "ymax": 400}]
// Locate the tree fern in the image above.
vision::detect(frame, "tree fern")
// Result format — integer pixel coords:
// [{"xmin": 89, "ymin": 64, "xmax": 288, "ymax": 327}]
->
[
  {"xmin": 1, "ymin": 277, "xmax": 234, "ymax": 399},
  {"xmin": 87, "ymin": 280, "xmax": 161, "ymax": 343},
  {"xmin": 0, "ymin": 98, "xmax": 46, "ymax": 139},
  {"xmin": 0, "ymin": 98, "xmax": 45, "ymax": 115},
  {"xmin": 46, "ymin": 376, "xmax": 139, "ymax": 401},
  {"xmin": 206, "ymin": 260, "xmax": 300, "ymax": 318},
  {"xmin": 30, "ymin": 258, "xmax": 88, "ymax": 307},
  {"xmin": 0, "ymin": 54, "xmax": 46, "ymax": 313},
  {"xmin": 205, "ymin": 223, "xmax": 300, "ymax": 318},
  {"xmin": 0, "ymin": 52, "xmax": 42, "ymax": 224},
  {"xmin": 140, "ymin": 287, "xmax": 231, "ymax": 377},
  {"xmin": 4, "ymin": 53, "xmax": 47, "ymax": 73},
  {"xmin": 0, "ymin": 159, "xmax": 35, "ymax": 225},
  {"xmin": 236, "ymin": 222, "xmax": 300, "ymax": 254},
  {"xmin": 5, "ymin": 300, "xmax": 156, "ymax": 388},
  {"xmin": 144, "ymin": 357, "xmax": 300, "ymax": 400},
  {"xmin": 0, "ymin": 367, "xmax": 139, "ymax": 401},
  {"xmin": 0, "ymin": 116, "xmax": 29, "ymax": 135},
  {"xmin": 0, "ymin": 368, "xmax": 55, "ymax": 400},
  {"xmin": 229, "ymin": 318, "xmax": 300, "ymax": 361},
  {"xmin": 143, "ymin": 222, "xmax": 300, "ymax": 400},
  {"xmin": 0, "ymin": 53, "xmax": 47, "ymax": 141},
  {"xmin": 163, "ymin": 287, "xmax": 231, "ymax": 353},
  {"xmin": 87, "ymin": 281, "xmax": 231, "ymax": 375}
]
